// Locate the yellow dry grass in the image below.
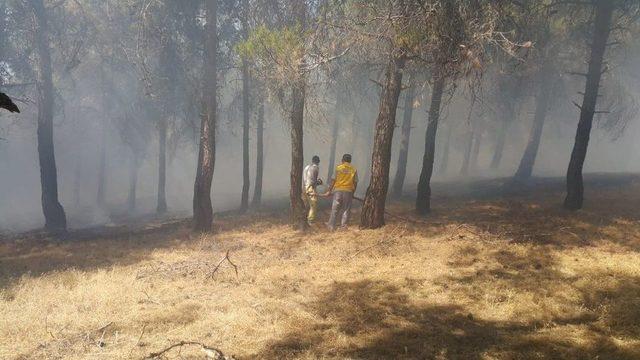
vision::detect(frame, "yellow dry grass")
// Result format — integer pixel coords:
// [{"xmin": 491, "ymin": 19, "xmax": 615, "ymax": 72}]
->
[{"xmin": 2, "ymin": 179, "xmax": 640, "ymax": 359}]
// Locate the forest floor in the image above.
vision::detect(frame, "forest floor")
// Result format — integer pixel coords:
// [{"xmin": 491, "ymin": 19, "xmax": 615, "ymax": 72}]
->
[{"xmin": 2, "ymin": 174, "xmax": 640, "ymax": 359}]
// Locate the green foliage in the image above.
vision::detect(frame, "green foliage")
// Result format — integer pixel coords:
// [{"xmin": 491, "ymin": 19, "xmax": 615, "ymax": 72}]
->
[{"xmin": 236, "ymin": 25, "xmax": 304, "ymax": 64}]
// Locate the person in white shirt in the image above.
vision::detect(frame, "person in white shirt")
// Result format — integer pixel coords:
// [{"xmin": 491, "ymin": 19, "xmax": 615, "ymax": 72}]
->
[{"xmin": 302, "ymin": 155, "xmax": 323, "ymax": 224}]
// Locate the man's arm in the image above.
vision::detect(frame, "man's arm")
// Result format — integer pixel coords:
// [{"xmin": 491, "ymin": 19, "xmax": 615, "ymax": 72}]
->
[{"xmin": 325, "ymin": 171, "xmax": 337, "ymax": 195}]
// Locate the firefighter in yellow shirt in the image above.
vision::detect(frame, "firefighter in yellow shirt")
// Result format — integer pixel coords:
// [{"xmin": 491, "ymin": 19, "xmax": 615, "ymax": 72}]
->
[{"xmin": 325, "ymin": 154, "xmax": 358, "ymax": 230}]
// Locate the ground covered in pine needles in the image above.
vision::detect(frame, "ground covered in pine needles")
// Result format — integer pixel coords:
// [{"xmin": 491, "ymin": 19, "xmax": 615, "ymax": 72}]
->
[{"xmin": 2, "ymin": 174, "xmax": 640, "ymax": 359}]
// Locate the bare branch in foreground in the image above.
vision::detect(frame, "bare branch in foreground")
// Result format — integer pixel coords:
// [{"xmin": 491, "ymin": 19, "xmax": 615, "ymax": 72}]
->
[
  {"xmin": 208, "ymin": 250, "xmax": 239, "ymax": 278},
  {"xmin": 144, "ymin": 341, "xmax": 235, "ymax": 359}
]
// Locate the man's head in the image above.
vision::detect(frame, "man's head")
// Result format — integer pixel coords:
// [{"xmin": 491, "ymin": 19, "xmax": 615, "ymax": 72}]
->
[
  {"xmin": 312, "ymin": 155, "xmax": 320, "ymax": 164},
  {"xmin": 342, "ymin": 154, "xmax": 352, "ymax": 163}
]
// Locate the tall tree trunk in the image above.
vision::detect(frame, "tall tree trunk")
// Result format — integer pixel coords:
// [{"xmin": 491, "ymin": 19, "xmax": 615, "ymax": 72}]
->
[
  {"xmin": 470, "ymin": 126, "xmax": 482, "ymax": 173},
  {"xmin": 289, "ymin": 81, "xmax": 307, "ymax": 230},
  {"xmin": 240, "ymin": 58, "xmax": 251, "ymax": 212},
  {"xmin": 460, "ymin": 123, "xmax": 473, "ymax": 176},
  {"xmin": 240, "ymin": 2, "xmax": 250, "ymax": 213},
  {"xmin": 128, "ymin": 152, "xmax": 138, "ymax": 213},
  {"xmin": 156, "ymin": 117, "xmax": 167, "ymax": 214},
  {"xmin": 73, "ymin": 153, "xmax": 81, "ymax": 207},
  {"xmin": 252, "ymin": 98, "xmax": 265, "ymax": 207},
  {"xmin": 438, "ymin": 122, "xmax": 453, "ymax": 175},
  {"xmin": 96, "ymin": 124, "xmax": 107, "ymax": 209},
  {"xmin": 360, "ymin": 56, "xmax": 405, "ymax": 229},
  {"xmin": 348, "ymin": 111, "xmax": 358, "ymax": 156},
  {"xmin": 361, "ymin": 113, "xmax": 375, "ymax": 190},
  {"xmin": 327, "ymin": 99, "xmax": 340, "ymax": 181},
  {"xmin": 391, "ymin": 78, "xmax": 415, "ymax": 198},
  {"xmin": 565, "ymin": 0, "xmax": 614, "ymax": 210},
  {"xmin": 415, "ymin": 74, "xmax": 446, "ymax": 215},
  {"xmin": 31, "ymin": 0, "xmax": 66, "ymax": 232},
  {"xmin": 288, "ymin": 0, "xmax": 307, "ymax": 230},
  {"xmin": 490, "ymin": 118, "xmax": 508, "ymax": 170},
  {"xmin": 514, "ymin": 64, "xmax": 553, "ymax": 181},
  {"xmin": 193, "ymin": 0, "xmax": 217, "ymax": 232}
]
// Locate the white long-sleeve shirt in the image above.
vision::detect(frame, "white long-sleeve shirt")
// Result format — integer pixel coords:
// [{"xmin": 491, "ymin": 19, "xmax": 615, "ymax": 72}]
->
[{"xmin": 303, "ymin": 163, "xmax": 320, "ymax": 189}]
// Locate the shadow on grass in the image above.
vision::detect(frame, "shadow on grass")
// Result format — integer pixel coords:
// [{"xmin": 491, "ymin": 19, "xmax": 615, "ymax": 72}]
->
[
  {"xmin": 388, "ymin": 174, "xmax": 640, "ymax": 251},
  {"xmin": 0, "ymin": 209, "xmax": 288, "ymax": 290},
  {"xmin": 250, "ymin": 277, "xmax": 640, "ymax": 359},
  {"xmin": 0, "ymin": 220, "xmax": 190, "ymax": 290}
]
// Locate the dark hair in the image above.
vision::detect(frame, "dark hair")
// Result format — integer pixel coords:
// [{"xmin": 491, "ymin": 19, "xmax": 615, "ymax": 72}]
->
[
  {"xmin": 312, "ymin": 155, "xmax": 320, "ymax": 164},
  {"xmin": 342, "ymin": 154, "xmax": 352, "ymax": 163}
]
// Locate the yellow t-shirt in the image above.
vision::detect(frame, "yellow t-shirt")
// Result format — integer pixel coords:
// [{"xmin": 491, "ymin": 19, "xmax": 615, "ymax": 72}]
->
[{"xmin": 333, "ymin": 163, "xmax": 358, "ymax": 192}]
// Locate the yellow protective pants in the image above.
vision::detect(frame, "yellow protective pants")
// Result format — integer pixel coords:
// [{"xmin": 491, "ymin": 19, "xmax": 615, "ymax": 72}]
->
[{"xmin": 303, "ymin": 185, "xmax": 318, "ymax": 222}]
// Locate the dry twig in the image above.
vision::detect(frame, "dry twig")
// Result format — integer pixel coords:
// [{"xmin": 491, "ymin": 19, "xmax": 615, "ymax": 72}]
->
[
  {"xmin": 208, "ymin": 250, "xmax": 239, "ymax": 278},
  {"xmin": 144, "ymin": 341, "xmax": 234, "ymax": 359}
]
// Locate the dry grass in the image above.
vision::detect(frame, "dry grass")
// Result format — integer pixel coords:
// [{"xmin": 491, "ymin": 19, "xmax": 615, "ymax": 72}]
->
[{"xmin": 2, "ymin": 176, "xmax": 640, "ymax": 359}]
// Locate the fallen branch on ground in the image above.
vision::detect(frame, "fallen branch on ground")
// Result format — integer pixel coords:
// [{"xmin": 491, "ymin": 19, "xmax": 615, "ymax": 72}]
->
[
  {"xmin": 93, "ymin": 322, "xmax": 113, "ymax": 348},
  {"xmin": 560, "ymin": 227, "xmax": 587, "ymax": 242},
  {"xmin": 207, "ymin": 250, "xmax": 238, "ymax": 278},
  {"xmin": 144, "ymin": 341, "xmax": 234, "ymax": 359}
]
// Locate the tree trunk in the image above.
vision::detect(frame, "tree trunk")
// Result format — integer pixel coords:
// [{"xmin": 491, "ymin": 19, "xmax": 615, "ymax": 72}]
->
[
  {"xmin": 460, "ymin": 124, "xmax": 473, "ymax": 176},
  {"xmin": 361, "ymin": 112, "xmax": 375, "ymax": 190},
  {"xmin": 327, "ymin": 99, "xmax": 340, "ymax": 181},
  {"xmin": 288, "ymin": 0, "xmax": 307, "ymax": 231},
  {"xmin": 565, "ymin": 0, "xmax": 614, "ymax": 210},
  {"xmin": 128, "ymin": 153, "xmax": 138, "ymax": 213},
  {"xmin": 240, "ymin": 3, "xmax": 250, "ymax": 213},
  {"xmin": 514, "ymin": 64, "xmax": 553, "ymax": 181},
  {"xmin": 391, "ymin": 79, "xmax": 415, "ymax": 198},
  {"xmin": 289, "ymin": 81, "xmax": 307, "ymax": 230},
  {"xmin": 96, "ymin": 124, "xmax": 107, "ymax": 209},
  {"xmin": 490, "ymin": 118, "xmax": 507, "ymax": 170},
  {"xmin": 470, "ymin": 127, "xmax": 482, "ymax": 173},
  {"xmin": 31, "ymin": 0, "xmax": 66, "ymax": 232},
  {"xmin": 348, "ymin": 111, "xmax": 358, "ymax": 156},
  {"xmin": 438, "ymin": 122, "xmax": 453, "ymax": 175},
  {"xmin": 360, "ymin": 56, "xmax": 405, "ymax": 229},
  {"xmin": 193, "ymin": 0, "xmax": 217, "ymax": 232},
  {"xmin": 73, "ymin": 154, "xmax": 81, "ymax": 207},
  {"xmin": 415, "ymin": 74, "xmax": 446, "ymax": 215},
  {"xmin": 156, "ymin": 117, "xmax": 167, "ymax": 214},
  {"xmin": 252, "ymin": 98, "xmax": 264, "ymax": 207}
]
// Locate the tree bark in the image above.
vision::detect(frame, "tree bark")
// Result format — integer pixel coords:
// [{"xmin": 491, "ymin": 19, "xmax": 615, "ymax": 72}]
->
[
  {"xmin": 73, "ymin": 154, "xmax": 81, "ymax": 207},
  {"xmin": 360, "ymin": 56, "xmax": 405, "ymax": 229},
  {"xmin": 128, "ymin": 153, "xmax": 138, "ymax": 213},
  {"xmin": 289, "ymin": 80, "xmax": 307, "ymax": 230},
  {"xmin": 240, "ymin": 1, "xmax": 250, "ymax": 213},
  {"xmin": 156, "ymin": 117, "xmax": 167, "ymax": 214},
  {"xmin": 96, "ymin": 123, "xmax": 107, "ymax": 209},
  {"xmin": 252, "ymin": 98, "xmax": 264, "ymax": 207},
  {"xmin": 361, "ymin": 112, "xmax": 375, "ymax": 190},
  {"xmin": 438, "ymin": 122, "xmax": 453, "ymax": 175},
  {"xmin": 415, "ymin": 74, "xmax": 446, "ymax": 215},
  {"xmin": 193, "ymin": 0, "xmax": 217, "ymax": 232},
  {"xmin": 327, "ymin": 98, "xmax": 341, "ymax": 181},
  {"xmin": 565, "ymin": 0, "xmax": 614, "ymax": 210},
  {"xmin": 391, "ymin": 78, "xmax": 415, "ymax": 198},
  {"xmin": 460, "ymin": 123, "xmax": 473, "ymax": 176},
  {"xmin": 348, "ymin": 111, "xmax": 358, "ymax": 156},
  {"xmin": 470, "ymin": 126, "xmax": 482, "ymax": 173},
  {"xmin": 490, "ymin": 117, "xmax": 508, "ymax": 170},
  {"xmin": 288, "ymin": 0, "xmax": 307, "ymax": 231},
  {"xmin": 514, "ymin": 63, "xmax": 553, "ymax": 181},
  {"xmin": 31, "ymin": 0, "xmax": 66, "ymax": 232}
]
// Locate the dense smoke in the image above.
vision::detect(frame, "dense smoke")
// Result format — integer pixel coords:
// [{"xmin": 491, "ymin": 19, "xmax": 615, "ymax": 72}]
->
[{"xmin": 0, "ymin": 0, "xmax": 639, "ymax": 232}]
